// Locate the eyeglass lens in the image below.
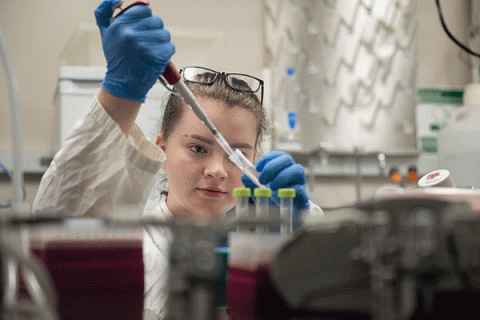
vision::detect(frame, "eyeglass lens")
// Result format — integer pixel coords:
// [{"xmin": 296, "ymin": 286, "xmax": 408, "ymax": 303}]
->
[
  {"xmin": 226, "ymin": 74, "xmax": 261, "ymax": 92},
  {"xmin": 182, "ymin": 67, "xmax": 261, "ymax": 93}
]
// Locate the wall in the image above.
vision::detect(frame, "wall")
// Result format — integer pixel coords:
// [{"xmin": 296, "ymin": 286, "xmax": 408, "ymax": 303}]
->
[
  {"xmin": 0, "ymin": 0, "xmax": 263, "ymax": 152},
  {"xmin": 0, "ymin": 0, "xmax": 474, "ymax": 210},
  {"xmin": 0, "ymin": 0, "xmax": 263, "ymax": 209}
]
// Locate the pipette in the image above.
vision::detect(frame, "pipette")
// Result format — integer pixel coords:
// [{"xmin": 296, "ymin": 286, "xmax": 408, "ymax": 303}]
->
[
  {"xmin": 163, "ymin": 66, "xmax": 266, "ymax": 189},
  {"xmin": 112, "ymin": 1, "xmax": 266, "ymax": 189}
]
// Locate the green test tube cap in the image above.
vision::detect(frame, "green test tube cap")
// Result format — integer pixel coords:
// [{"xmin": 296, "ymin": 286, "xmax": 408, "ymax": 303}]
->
[
  {"xmin": 278, "ymin": 188, "xmax": 295, "ymax": 198},
  {"xmin": 233, "ymin": 188, "xmax": 251, "ymax": 197},
  {"xmin": 254, "ymin": 188, "xmax": 271, "ymax": 197}
]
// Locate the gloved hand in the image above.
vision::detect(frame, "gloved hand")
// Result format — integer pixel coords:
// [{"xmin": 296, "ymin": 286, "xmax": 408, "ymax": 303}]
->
[
  {"xmin": 95, "ymin": 0, "xmax": 175, "ymax": 102},
  {"xmin": 241, "ymin": 150, "xmax": 310, "ymax": 212}
]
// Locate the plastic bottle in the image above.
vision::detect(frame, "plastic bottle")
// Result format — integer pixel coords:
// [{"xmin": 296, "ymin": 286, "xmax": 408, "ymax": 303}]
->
[
  {"xmin": 233, "ymin": 188, "xmax": 252, "ymax": 232},
  {"xmin": 284, "ymin": 67, "xmax": 299, "ymax": 141},
  {"xmin": 254, "ymin": 188, "xmax": 271, "ymax": 234},
  {"xmin": 437, "ymin": 87, "xmax": 480, "ymax": 188},
  {"xmin": 278, "ymin": 188, "xmax": 295, "ymax": 235}
]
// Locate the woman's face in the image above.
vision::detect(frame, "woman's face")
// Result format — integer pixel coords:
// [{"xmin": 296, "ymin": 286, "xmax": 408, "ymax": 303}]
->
[{"xmin": 157, "ymin": 97, "xmax": 257, "ymax": 220}]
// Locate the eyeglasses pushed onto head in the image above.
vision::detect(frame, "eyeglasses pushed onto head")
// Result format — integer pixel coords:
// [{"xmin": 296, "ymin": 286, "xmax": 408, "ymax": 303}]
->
[{"xmin": 160, "ymin": 66, "xmax": 264, "ymax": 106}]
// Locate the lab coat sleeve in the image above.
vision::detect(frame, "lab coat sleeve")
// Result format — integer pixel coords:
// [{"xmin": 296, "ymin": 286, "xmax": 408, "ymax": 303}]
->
[{"xmin": 32, "ymin": 96, "xmax": 165, "ymax": 217}]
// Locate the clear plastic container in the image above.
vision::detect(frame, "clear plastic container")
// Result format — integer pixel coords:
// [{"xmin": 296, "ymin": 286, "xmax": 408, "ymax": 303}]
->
[
  {"xmin": 254, "ymin": 188, "xmax": 271, "ymax": 234},
  {"xmin": 233, "ymin": 188, "xmax": 252, "ymax": 232},
  {"xmin": 279, "ymin": 188, "xmax": 296, "ymax": 235},
  {"xmin": 438, "ymin": 102, "xmax": 480, "ymax": 189}
]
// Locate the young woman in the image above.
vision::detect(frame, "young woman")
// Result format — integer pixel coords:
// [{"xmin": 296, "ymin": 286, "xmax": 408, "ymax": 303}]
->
[{"xmin": 32, "ymin": 1, "xmax": 322, "ymax": 318}]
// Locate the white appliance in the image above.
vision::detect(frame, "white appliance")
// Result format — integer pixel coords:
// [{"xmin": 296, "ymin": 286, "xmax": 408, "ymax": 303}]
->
[{"xmin": 54, "ymin": 66, "xmax": 170, "ymax": 149}]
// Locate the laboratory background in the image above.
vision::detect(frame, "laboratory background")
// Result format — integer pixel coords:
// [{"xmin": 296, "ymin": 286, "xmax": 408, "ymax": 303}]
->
[
  {"xmin": 1, "ymin": 0, "xmax": 480, "ymax": 319},
  {"xmin": 0, "ymin": 0, "xmax": 476, "ymax": 209}
]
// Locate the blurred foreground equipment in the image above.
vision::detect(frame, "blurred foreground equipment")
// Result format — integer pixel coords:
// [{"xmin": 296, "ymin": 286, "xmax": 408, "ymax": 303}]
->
[{"xmin": 271, "ymin": 188, "xmax": 480, "ymax": 319}]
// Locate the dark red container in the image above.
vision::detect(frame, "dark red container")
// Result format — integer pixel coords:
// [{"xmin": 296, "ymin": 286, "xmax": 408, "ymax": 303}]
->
[{"xmin": 30, "ymin": 238, "xmax": 144, "ymax": 320}]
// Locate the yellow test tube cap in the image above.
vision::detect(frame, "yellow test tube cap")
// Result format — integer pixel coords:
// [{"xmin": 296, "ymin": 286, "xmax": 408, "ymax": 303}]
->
[
  {"xmin": 254, "ymin": 188, "xmax": 271, "ymax": 197},
  {"xmin": 278, "ymin": 188, "xmax": 295, "ymax": 198},
  {"xmin": 233, "ymin": 188, "xmax": 251, "ymax": 197}
]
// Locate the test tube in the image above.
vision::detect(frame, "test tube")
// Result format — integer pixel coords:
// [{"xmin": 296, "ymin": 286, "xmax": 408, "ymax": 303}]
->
[
  {"xmin": 233, "ymin": 188, "xmax": 252, "ymax": 232},
  {"xmin": 279, "ymin": 188, "xmax": 295, "ymax": 235},
  {"xmin": 254, "ymin": 188, "xmax": 271, "ymax": 234}
]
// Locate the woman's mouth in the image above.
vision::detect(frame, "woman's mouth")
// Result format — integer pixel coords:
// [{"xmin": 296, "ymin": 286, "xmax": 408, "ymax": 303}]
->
[{"xmin": 197, "ymin": 187, "xmax": 227, "ymax": 198}]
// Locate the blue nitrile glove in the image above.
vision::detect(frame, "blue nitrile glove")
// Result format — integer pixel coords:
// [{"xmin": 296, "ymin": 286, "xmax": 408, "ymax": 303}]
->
[
  {"xmin": 241, "ymin": 150, "xmax": 310, "ymax": 212},
  {"xmin": 95, "ymin": 0, "xmax": 175, "ymax": 102}
]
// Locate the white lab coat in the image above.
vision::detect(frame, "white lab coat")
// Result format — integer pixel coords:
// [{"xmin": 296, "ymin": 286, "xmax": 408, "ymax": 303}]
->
[
  {"xmin": 32, "ymin": 95, "xmax": 323, "ymax": 319},
  {"xmin": 32, "ymin": 97, "xmax": 172, "ymax": 318}
]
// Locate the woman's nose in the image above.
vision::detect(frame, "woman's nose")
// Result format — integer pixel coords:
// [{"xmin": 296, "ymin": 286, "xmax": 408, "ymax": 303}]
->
[{"xmin": 204, "ymin": 156, "xmax": 228, "ymax": 180}]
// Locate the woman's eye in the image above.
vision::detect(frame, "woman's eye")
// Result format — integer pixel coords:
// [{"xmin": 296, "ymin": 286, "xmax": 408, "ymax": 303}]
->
[
  {"xmin": 190, "ymin": 145, "xmax": 206, "ymax": 153},
  {"xmin": 239, "ymin": 150, "xmax": 253, "ymax": 159}
]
